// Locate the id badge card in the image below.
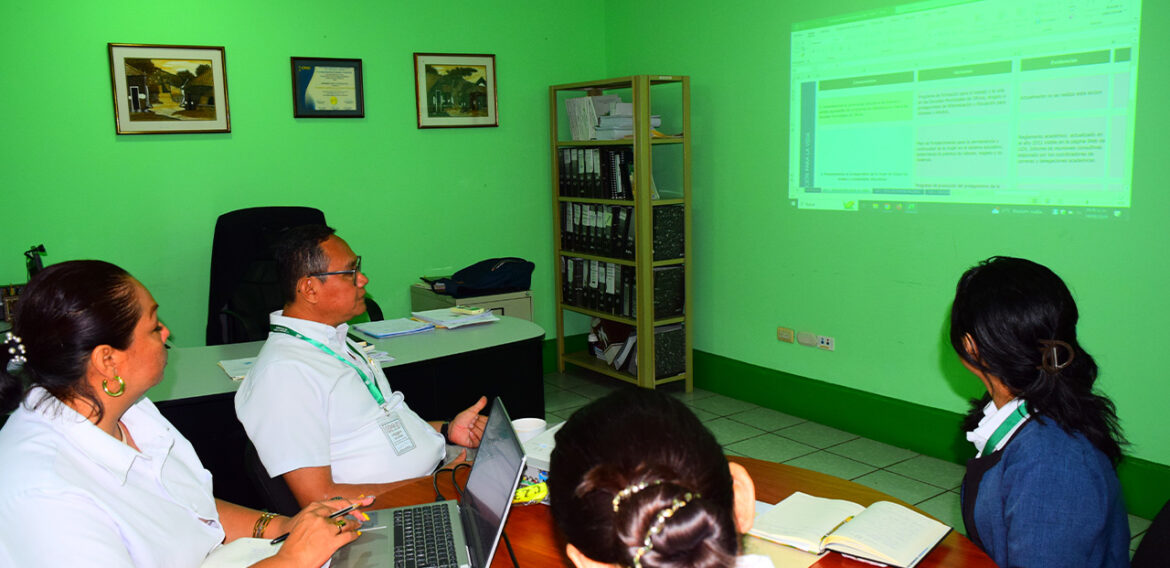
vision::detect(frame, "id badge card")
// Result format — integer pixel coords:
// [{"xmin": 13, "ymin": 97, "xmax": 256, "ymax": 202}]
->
[{"xmin": 377, "ymin": 411, "xmax": 416, "ymax": 456}]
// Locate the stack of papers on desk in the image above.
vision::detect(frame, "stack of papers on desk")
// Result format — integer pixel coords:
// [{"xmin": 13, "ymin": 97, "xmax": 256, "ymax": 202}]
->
[
  {"xmin": 410, "ymin": 308, "xmax": 500, "ymax": 329},
  {"xmin": 218, "ymin": 357, "xmax": 257, "ymax": 381},
  {"xmin": 353, "ymin": 318, "xmax": 435, "ymax": 338},
  {"xmin": 521, "ymin": 421, "xmax": 564, "ymax": 480}
]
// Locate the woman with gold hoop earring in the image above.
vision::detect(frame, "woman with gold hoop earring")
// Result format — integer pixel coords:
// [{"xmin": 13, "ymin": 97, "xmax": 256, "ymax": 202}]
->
[
  {"xmin": 103, "ymin": 375, "xmax": 125, "ymax": 397},
  {"xmin": 0, "ymin": 260, "xmax": 372, "ymax": 567}
]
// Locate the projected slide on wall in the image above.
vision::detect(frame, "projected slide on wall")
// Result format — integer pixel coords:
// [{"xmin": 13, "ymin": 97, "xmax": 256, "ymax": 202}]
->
[{"xmin": 789, "ymin": 0, "xmax": 1141, "ymax": 217}]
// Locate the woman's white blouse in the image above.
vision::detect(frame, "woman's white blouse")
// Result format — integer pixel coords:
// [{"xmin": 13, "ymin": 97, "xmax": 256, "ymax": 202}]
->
[{"xmin": 0, "ymin": 389, "xmax": 225, "ymax": 567}]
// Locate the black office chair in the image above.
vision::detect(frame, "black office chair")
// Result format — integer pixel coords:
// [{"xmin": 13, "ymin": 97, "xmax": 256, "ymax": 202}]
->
[
  {"xmin": 206, "ymin": 207, "xmax": 382, "ymax": 345},
  {"xmin": 1132, "ymin": 500, "xmax": 1170, "ymax": 568},
  {"xmin": 243, "ymin": 438, "xmax": 302, "ymax": 517}
]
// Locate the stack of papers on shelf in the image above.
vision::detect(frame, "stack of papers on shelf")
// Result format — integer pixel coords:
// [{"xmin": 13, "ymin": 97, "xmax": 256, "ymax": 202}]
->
[
  {"xmin": 411, "ymin": 308, "xmax": 500, "ymax": 329},
  {"xmin": 597, "ymin": 115, "xmax": 661, "ymax": 128},
  {"xmin": 565, "ymin": 97, "xmax": 599, "ymax": 141},
  {"xmin": 353, "ymin": 318, "xmax": 435, "ymax": 338},
  {"xmin": 218, "ymin": 357, "xmax": 257, "ymax": 381},
  {"xmin": 593, "ymin": 127, "xmax": 676, "ymax": 141}
]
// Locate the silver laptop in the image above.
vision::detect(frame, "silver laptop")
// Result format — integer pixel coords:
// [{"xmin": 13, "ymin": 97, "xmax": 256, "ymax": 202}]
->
[{"xmin": 331, "ymin": 397, "xmax": 527, "ymax": 568}]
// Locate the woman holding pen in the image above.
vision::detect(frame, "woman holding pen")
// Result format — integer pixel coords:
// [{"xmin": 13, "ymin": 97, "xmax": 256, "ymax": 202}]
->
[{"xmin": 0, "ymin": 260, "xmax": 370, "ymax": 567}]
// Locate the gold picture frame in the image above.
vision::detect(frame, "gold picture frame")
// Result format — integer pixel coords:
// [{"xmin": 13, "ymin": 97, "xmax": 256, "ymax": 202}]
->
[
  {"xmin": 108, "ymin": 43, "xmax": 230, "ymax": 134},
  {"xmin": 413, "ymin": 52, "xmax": 498, "ymax": 128}
]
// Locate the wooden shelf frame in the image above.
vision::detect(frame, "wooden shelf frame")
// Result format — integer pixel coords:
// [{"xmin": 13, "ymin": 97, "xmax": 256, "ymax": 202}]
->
[{"xmin": 550, "ymin": 75, "xmax": 692, "ymax": 391}]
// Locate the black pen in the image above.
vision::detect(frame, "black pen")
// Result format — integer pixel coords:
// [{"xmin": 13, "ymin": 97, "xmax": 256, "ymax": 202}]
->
[{"xmin": 270, "ymin": 504, "xmax": 359, "ymax": 545}]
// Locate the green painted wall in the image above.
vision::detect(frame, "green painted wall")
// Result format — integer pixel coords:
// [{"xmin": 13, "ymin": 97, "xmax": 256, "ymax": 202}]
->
[
  {"xmin": 0, "ymin": 0, "xmax": 605, "ymax": 347},
  {"xmin": 4, "ymin": 0, "xmax": 1166, "ymax": 476},
  {"xmin": 603, "ymin": 0, "xmax": 1170, "ymax": 468}
]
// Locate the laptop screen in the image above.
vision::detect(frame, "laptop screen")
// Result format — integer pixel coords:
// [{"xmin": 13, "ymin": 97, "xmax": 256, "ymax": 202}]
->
[{"xmin": 462, "ymin": 397, "xmax": 526, "ymax": 567}]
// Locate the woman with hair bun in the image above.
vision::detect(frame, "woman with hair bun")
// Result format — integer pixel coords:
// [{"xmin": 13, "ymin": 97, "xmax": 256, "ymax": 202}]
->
[
  {"xmin": 549, "ymin": 388, "xmax": 772, "ymax": 568},
  {"xmin": 0, "ymin": 260, "xmax": 371, "ymax": 567},
  {"xmin": 950, "ymin": 256, "xmax": 1129, "ymax": 567}
]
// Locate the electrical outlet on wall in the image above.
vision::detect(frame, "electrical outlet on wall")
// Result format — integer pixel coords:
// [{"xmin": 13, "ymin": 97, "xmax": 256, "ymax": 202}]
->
[
  {"xmin": 817, "ymin": 335, "xmax": 835, "ymax": 351},
  {"xmin": 796, "ymin": 331, "xmax": 817, "ymax": 347},
  {"xmin": 777, "ymin": 327, "xmax": 795, "ymax": 343}
]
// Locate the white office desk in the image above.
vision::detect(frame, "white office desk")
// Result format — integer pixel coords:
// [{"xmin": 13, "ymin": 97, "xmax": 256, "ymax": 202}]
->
[
  {"xmin": 147, "ymin": 316, "xmax": 545, "ymax": 508},
  {"xmin": 150, "ymin": 316, "xmax": 545, "ymax": 401}
]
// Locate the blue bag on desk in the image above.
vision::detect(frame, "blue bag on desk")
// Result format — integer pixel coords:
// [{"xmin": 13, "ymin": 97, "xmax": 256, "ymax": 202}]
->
[{"xmin": 424, "ymin": 258, "xmax": 534, "ymax": 298}]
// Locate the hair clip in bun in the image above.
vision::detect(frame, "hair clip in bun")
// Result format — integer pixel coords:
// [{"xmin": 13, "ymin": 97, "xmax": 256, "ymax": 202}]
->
[
  {"xmin": 631, "ymin": 492, "xmax": 701, "ymax": 568},
  {"xmin": 612, "ymin": 480, "xmax": 663, "ymax": 513},
  {"xmin": 3, "ymin": 332, "xmax": 26, "ymax": 364},
  {"xmin": 1037, "ymin": 339, "xmax": 1074, "ymax": 373}
]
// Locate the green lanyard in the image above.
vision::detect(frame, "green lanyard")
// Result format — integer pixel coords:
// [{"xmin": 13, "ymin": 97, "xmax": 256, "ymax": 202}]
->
[
  {"xmin": 270, "ymin": 324, "xmax": 385, "ymax": 407},
  {"xmin": 985, "ymin": 403, "xmax": 1030, "ymax": 454}
]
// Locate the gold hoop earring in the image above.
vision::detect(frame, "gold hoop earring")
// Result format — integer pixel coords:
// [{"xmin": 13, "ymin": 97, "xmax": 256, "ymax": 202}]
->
[{"xmin": 103, "ymin": 376, "xmax": 126, "ymax": 397}]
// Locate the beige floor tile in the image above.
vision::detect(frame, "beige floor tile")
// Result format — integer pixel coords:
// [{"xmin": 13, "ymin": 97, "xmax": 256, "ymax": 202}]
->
[
  {"xmin": 783, "ymin": 450, "xmax": 877, "ymax": 481},
  {"xmin": 827, "ymin": 437, "xmax": 918, "ymax": 468},
  {"xmin": 725, "ymin": 433, "xmax": 818, "ymax": 463}
]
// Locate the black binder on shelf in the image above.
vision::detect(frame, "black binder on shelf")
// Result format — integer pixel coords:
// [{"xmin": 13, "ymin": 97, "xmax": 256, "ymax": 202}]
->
[
  {"xmin": 573, "ymin": 258, "xmax": 585, "ymax": 305},
  {"xmin": 560, "ymin": 149, "xmax": 571, "ymax": 196},
  {"xmin": 653, "ymin": 324, "xmax": 686, "ymax": 377},
  {"xmin": 653, "ymin": 204, "xmax": 685, "ymax": 260},
  {"xmin": 627, "ymin": 324, "xmax": 686, "ymax": 379},
  {"xmin": 653, "ymin": 266, "xmax": 685, "ymax": 319},
  {"xmin": 611, "ymin": 207, "xmax": 626, "ymax": 258}
]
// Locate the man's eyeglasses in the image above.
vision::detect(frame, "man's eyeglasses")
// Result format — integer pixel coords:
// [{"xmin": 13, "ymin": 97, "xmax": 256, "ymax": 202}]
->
[{"xmin": 308, "ymin": 256, "xmax": 362, "ymax": 284}]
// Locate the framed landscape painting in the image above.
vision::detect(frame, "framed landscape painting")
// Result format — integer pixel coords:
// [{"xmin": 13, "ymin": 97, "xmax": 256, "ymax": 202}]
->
[
  {"xmin": 108, "ymin": 43, "xmax": 230, "ymax": 134},
  {"xmin": 413, "ymin": 53, "xmax": 497, "ymax": 128}
]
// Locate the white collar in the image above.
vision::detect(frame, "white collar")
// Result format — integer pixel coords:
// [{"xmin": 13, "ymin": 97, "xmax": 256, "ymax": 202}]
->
[
  {"xmin": 23, "ymin": 388, "xmax": 169, "ymax": 484},
  {"xmin": 270, "ymin": 310, "xmax": 351, "ymax": 349},
  {"xmin": 966, "ymin": 398, "xmax": 1027, "ymax": 457}
]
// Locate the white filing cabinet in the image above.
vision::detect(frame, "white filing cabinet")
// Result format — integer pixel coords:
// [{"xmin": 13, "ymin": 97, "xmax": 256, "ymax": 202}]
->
[{"xmin": 409, "ymin": 283, "xmax": 534, "ymax": 322}]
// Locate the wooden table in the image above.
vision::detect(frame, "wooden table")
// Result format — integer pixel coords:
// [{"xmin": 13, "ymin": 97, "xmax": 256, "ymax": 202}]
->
[{"xmin": 374, "ymin": 456, "xmax": 993, "ymax": 568}]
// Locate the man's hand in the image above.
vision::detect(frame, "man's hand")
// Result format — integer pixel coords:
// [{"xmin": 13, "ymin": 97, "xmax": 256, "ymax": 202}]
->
[{"xmin": 448, "ymin": 396, "xmax": 489, "ymax": 447}]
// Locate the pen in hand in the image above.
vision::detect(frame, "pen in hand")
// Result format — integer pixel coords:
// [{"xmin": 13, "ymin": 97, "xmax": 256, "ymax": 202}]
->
[{"xmin": 270, "ymin": 504, "xmax": 361, "ymax": 545}]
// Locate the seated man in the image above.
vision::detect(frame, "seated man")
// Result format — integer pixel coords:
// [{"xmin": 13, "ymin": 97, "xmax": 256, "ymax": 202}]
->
[{"xmin": 235, "ymin": 224, "xmax": 487, "ymax": 505}]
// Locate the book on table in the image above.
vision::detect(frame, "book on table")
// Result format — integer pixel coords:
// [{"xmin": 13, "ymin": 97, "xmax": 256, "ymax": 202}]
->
[
  {"xmin": 217, "ymin": 357, "xmax": 257, "ymax": 381},
  {"xmin": 352, "ymin": 317, "xmax": 435, "ymax": 338},
  {"xmin": 410, "ymin": 308, "xmax": 499, "ymax": 329},
  {"xmin": 748, "ymin": 491, "xmax": 951, "ymax": 568}
]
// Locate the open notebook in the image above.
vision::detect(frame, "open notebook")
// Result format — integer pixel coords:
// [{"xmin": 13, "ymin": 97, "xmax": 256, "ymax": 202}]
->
[{"xmin": 749, "ymin": 491, "xmax": 950, "ymax": 568}]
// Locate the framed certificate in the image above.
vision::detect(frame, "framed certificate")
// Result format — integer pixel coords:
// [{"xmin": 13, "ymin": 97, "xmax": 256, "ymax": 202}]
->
[{"xmin": 290, "ymin": 57, "xmax": 364, "ymax": 118}]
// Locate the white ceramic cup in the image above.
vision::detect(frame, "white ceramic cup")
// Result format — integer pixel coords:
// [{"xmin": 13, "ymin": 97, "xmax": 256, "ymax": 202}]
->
[{"xmin": 512, "ymin": 418, "xmax": 548, "ymax": 443}]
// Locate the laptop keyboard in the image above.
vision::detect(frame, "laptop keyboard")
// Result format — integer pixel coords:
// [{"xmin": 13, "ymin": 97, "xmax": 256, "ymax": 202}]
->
[{"xmin": 392, "ymin": 504, "xmax": 460, "ymax": 568}]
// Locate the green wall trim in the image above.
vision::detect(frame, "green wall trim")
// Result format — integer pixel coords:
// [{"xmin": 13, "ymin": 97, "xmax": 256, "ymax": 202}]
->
[
  {"xmin": 542, "ymin": 334, "xmax": 589, "ymax": 374},
  {"xmin": 693, "ymin": 350, "xmax": 1170, "ymax": 519},
  {"xmin": 693, "ymin": 350, "xmax": 974, "ymax": 462}
]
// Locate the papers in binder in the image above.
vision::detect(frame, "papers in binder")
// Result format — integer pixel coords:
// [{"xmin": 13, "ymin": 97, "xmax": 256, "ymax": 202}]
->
[
  {"xmin": 217, "ymin": 357, "xmax": 257, "ymax": 381},
  {"xmin": 353, "ymin": 318, "xmax": 435, "ymax": 338},
  {"xmin": 410, "ymin": 308, "xmax": 500, "ymax": 329}
]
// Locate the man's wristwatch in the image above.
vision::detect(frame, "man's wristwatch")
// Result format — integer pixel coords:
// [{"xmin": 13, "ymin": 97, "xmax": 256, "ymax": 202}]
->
[{"xmin": 439, "ymin": 422, "xmax": 450, "ymax": 442}]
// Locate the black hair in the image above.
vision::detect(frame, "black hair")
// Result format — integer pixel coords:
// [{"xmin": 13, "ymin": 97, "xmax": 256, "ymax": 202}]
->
[
  {"xmin": 950, "ymin": 256, "xmax": 1125, "ymax": 465},
  {"xmin": 0, "ymin": 260, "xmax": 140, "ymax": 422},
  {"xmin": 273, "ymin": 224, "xmax": 335, "ymax": 304},
  {"xmin": 549, "ymin": 389, "xmax": 739, "ymax": 568}
]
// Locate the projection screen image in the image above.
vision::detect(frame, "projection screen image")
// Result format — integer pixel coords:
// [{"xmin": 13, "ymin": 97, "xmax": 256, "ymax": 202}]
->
[{"xmin": 788, "ymin": 0, "xmax": 1141, "ymax": 218}]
